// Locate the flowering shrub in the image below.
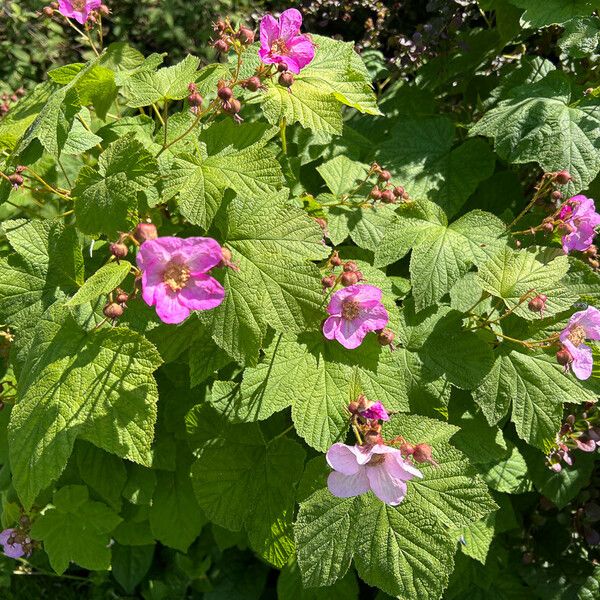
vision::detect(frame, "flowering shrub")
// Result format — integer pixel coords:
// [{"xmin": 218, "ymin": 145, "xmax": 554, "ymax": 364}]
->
[{"xmin": 0, "ymin": 1, "xmax": 600, "ymax": 597}]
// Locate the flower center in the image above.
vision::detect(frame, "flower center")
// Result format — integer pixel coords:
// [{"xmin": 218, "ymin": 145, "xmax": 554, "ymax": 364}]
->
[
  {"xmin": 162, "ymin": 261, "xmax": 191, "ymax": 292},
  {"xmin": 568, "ymin": 325, "xmax": 587, "ymax": 347},
  {"xmin": 72, "ymin": 0, "xmax": 87, "ymax": 11},
  {"xmin": 341, "ymin": 299, "xmax": 361, "ymax": 321},
  {"xmin": 367, "ymin": 454, "xmax": 386, "ymax": 466},
  {"xmin": 271, "ymin": 38, "xmax": 290, "ymax": 55}
]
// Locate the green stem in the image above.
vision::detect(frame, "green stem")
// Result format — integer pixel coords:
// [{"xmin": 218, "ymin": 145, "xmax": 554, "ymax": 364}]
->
[
  {"xmin": 268, "ymin": 425, "xmax": 295, "ymax": 445},
  {"xmin": 280, "ymin": 116, "xmax": 287, "ymax": 155}
]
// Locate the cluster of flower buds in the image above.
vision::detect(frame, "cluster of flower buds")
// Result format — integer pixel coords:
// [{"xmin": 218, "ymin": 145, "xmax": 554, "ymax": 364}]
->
[
  {"xmin": 276, "ymin": 63, "xmax": 294, "ymax": 88},
  {"xmin": 0, "ymin": 87, "xmax": 25, "ymax": 118},
  {"xmin": 187, "ymin": 82, "xmax": 203, "ymax": 113},
  {"xmin": 103, "ymin": 287, "xmax": 129, "ymax": 321},
  {"xmin": 217, "ymin": 81, "xmax": 242, "ymax": 123},
  {"xmin": 42, "ymin": 1, "xmax": 109, "ymax": 23},
  {"xmin": 369, "ymin": 163, "xmax": 409, "ymax": 205},
  {"xmin": 546, "ymin": 403, "xmax": 600, "ymax": 472},
  {"xmin": 347, "ymin": 394, "xmax": 389, "ymax": 445},
  {"xmin": 321, "ymin": 252, "xmax": 366, "ymax": 290},
  {"xmin": 5, "ymin": 165, "xmax": 26, "ymax": 190},
  {"xmin": 390, "ymin": 436, "xmax": 438, "ymax": 467},
  {"xmin": 211, "ymin": 18, "xmax": 255, "ymax": 53},
  {"xmin": 110, "ymin": 222, "xmax": 158, "ymax": 262}
]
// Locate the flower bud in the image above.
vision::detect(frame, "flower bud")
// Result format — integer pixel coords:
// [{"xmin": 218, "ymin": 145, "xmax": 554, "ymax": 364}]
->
[
  {"xmin": 99, "ymin": 4, "xmax": 110, "ymax": 16},
  {"xmin": 542, "ymin": 222, "xmax": 554, "ymax": 233},
  {"xmin": 15, "ymin": 87, "xmax": 25, "ymax": 98},
  {"xmin": 355, "ymin": 271, "xmax": 364, "ymax": 282},
  {"xmin": 528, "ymin": 294, "xmax": 547, "ymax": 315},
  {"xmin": 134, "ymin": 223, "xmax": 158, "ymax": 243},
  {"xmin": 551, "ymin": 190, "xmax": 563, "ymax": 201},
  {"xmin": 363, "ymin": 429, "xmax": 384, "ymax": 445},
  {"xmin": 554, "ymin": 170, "xmax": 572, "ymax": 185},
  {"xmin": 217, "ymin": 85, "xmax": 233, "ymax": 101},
  {"xmin": 393, "ymin": 186, "xmax": 405, "ymax": 197},
  {"xmin": 115, "ymin": 290, "xmax": 129, "ymax": 304},
  {"xmin": 238, "ymin": 26, "xmax": 255, "ymax": 44},
  {"xmin": 401, "ymin": 191, "xmax": 410, "ymax": 200},
  {"xmin": 347, "ymin": 400, "xmax": 359, "ymax": 414},
  {"xmin": 188, "ymin": 82, "xmax": 197, "ymax": 93},
  {"xmin": 15, "ymin": 165, "xmax": 25, "ymax": 173},
  {"xmin": 103, "ymin": 302, "xmax": 124, "ymax": 319},
  {"xmin": 589, "ymin": 259, "xmax": 600, "ymax": 269},
  {"xmin": 223, "ymin": 98, "xmax": 242, "ymax": 116},
  {"xmin": 340, "ymin": 271, "xmax": 359, "ymax": 286},
  {"xmin": 50, "ymin": 1, "xmax": 58, "ymax": 8},
  {"xmin": 188, "ymin": 92, "xmax": 203, "ymax": 107},
  {"xmin": 110, "ymin": 242, "xmax": 128, "ymax": 259},
  {"xmin": 556, "ymin": 346, "xmax": 573, "ymax": 367},
  {"xmin": 322, "ymin": 274, "xmax": 336, "ymax": 288},
  {"xmin": 413, "ymin": 443, "xmax": 436, "ymax": 465},
  {"xmin": 369, "ymin": 187, "xmax": 382, "ymax": 200},
  {"xmin": 343, "ymin": 261, "xmax": 358, "ymax": 272},
  {"xmin": 0, "ymin": 104, "xmax": 9, "ymax": 116},
  {"xmin": 213, "ymin": 39, "xmax": 229, "ymax": 53},
  {"xmin": 278, "ymin": 72, "xmax": 294, "ymax": 88},
  {"xmin": 277, "ymin": 62, "xmax": 288, "ymax": 72},
  {"xmin": 330, "ymin": 251, "xmax": 342, "ymax": 267},
  {"xmin": 242, "ymin": 76, "xmax": 262, "ymax": 92},
  {"xmin": 377, "ymin": 328, "xmax": 395, "ymax": 346},
  {"xmin": 42, "ymin": 6, "xmax": 54, "ymax": 16},
  {"xmin": 381, "ymin": 189, "xmax": 396, "ymax": 204},
  {"xmin": 400, "ymin": 442, "xmax": 415, "ymax": 456},
  {"xmin": 10, "ymin": 94, "xmax": 17, "ymax": 103},
  {"xmin": 378, "ymin": 170, "xmax": 392, "ymax": 182},
  {"xmin": 8, "ymin": 173, "xmax": 23, "ymax": 188},
  {"xmin": 219, "ymin": 246, "xmax": 238, "ymax": 270},
  {"xmin": 213, "ymin": 19, "xmax": 226, "ymax": 33},
  {"xmin": 584, "ymin": 245, "xmax": 597, "ymax": 257}
]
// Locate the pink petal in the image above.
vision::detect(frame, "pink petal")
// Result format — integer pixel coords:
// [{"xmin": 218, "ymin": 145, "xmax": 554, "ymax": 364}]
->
[
  {"xmin": 140, "ymin": 266, "xmax": 166, "ymax": 306},
  {"xmin": 178, "ymin": 237, "xmax": 223, "ymax": 274},
  {"xmin": 178, "ymin": 274, "xmax": 225, "ymax": 311},
  {"xmin": 326, "ymin": 286, "xmax": 356, "ymax": 315},
  {"xmin": 258, "ymin": 48, "xmax": 279, "ymax": 65},
  {"xmin": 137, "ymin": 237, "xmax": 183, "ymax": 267},
  {"xmin": 0, "ymin": 530, "xmax": 14, "ymax": 545},
  {"xmin": 153, "ymin": 285, "xmax": 191, "ymax": 324},
  {"xmin": 385, "ymin": 452, "xmax": 424, "ymax": 481},
  {"xmin": 286, "ymin": 35, "xmax": 315, "ymax": 72},
  {"xmin": 335, "ymin": 319, "xmax": 369, "ymax": 349},
  {"xmin": 359, "ymin": 304, "xmax": 389, "ymax": 331},
  {"xmin": 278, "ymin": 8, "xmax": 303, "ymax": 41},
  {"xmin": 568, "ymin": 341, "xmax": 594, "ymax": 380},
  {"xmin": 577, "ymin": 307, "xmax": 600, "ymax": 340},
  {"xmin": 366, "ymin": 464, "xmax": 408, "ymax": 506},
  {"xmin": 327, "ymin": 469, "xmax": 370, "ymax": 499},
  {"xmin": 352, "ymin": 284, "xmax": 384, "ymax": 304},
  {"xmin": 259, "ymin": 14, "xmax": 280, "ymax": 51},
  {"xmin": 326, "ymin": 443, "xmax": 361, "ymax": 475},
  {"xmin": 322, "ymin": 315, "xmax": 341, "ymax": 340}
]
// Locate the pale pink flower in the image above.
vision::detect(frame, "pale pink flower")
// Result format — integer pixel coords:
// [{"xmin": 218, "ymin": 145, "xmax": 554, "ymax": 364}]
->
[
  {"xmin": 323, "ymin": 284, "xmax": 388, "ymax": 350},
  {"xmin": 58, "ymin": 0, "xmax": 101, "ymax": 24},
  {"xmin": 360, "ymin": 400, "xmax": 389, "ymax": 421},
  {"xmin": 258, "ymin": 9, "xmax": 315, "ymax": 74},
  {"xmin": 560, "ymin": 195, "xmax": 600, "ymax": 254},
  {"xmin": 0, "ymin": 529, "xmax": 25, "ymax": 559},
  {"xmin": 326, "ymin": 442, "xmax": 422, "ymax": 506},
  {"xmin": 559, "ymin": 306, "xmax": 600, "ymax": 380},
  {"xmin": 136, "ymin": 237, "xmax": 225, "ymax": 325}
]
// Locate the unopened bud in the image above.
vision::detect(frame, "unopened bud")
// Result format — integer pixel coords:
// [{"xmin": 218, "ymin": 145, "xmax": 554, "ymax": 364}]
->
[
  {"xmin": 213, "ymin": 19, "xmax": 226, "ymax": 33},
  {"xmin": 377, "ymin": 328, "xmax": 395, "ymax": 346},
  {"xmin": 589, "ymin": 259, "xmax": 600, "ymax": 269},
  {"xmin": 554, "ymin": 170, "xmax": 572, "ymax": 185},
  {"xmin": 400, "ymin": 442, "xmax": 415, "ymax": 456},
  {"xmin": 219, "ymin": 246, "xmax": 238, "ymax": 271},
  {"xmin": 0, "ymin": 104, "xmax": 9, "ymax": 116},
  {"xmin": 217, "ymin": 85, "xmax": 233, "ymax": 101},
  {"xmin": 528, "ymin": 294, "xmax": 547, "ymax": 315},
  {"xmin": 134, "ymin": 223, "xmax": 158, "ymax": 243},
  {"xmin": 8, "ymin": 173, "xmax": 23, "ymax": 187},
  {"xmin": 50, "ymin": 1, "xmax": 58, "ymax": 7},
  {"xmin": 238, "ymin": 26, "xmax": 255, "ymax": 44},
  {"xmin": 401, "ymin": 191, "xmax": 410, "ymax": 200},
  {"xmin": 277, "ymin": 62, "xmax": 288, "ymax": 72},
  {"xmin": 343, "ymin": 261, "xmax": 358, "ymax": 272},
  {"xmin": 542, "ymin": 222, "xmax": 554, "ymax": 233},
  {"xmin": 556, "ymin": 346, "xmax": 573, "ymax": 367},
  {"xmin": 188, "ymin": 92, "xmax": 203, "ymax": 107},
  {"xmin": 340, "ymin": 271, "xmax": 359, "ymax": 286},
  {"xmin": 103, "ymin": 302, "xmax": 124, "ymax": 319},
  {"xmin": 115, "ymin": 290, "xmax": 129, "ymax": 304},
  {"xmin": 355, "ymin": 271, "xmax": 364, "ymax": 282},
  {"xmin": 370, "ymin": 187, "xmax": 382, "ymax": 200},
  {"xmin": 242, "ymin": 76, "xmax": 262, "ymax": 92},
  {"xmin": 223, "ymin": 98, "xmax": 241, "ymax": 115},
  {"xmin": 378, "ymin": 170, "xmax": 392, "ymax": 182},
  {"xmin": 330, "ymin": 251, "xmax": 342, "ymax": 267},
  {"xmin": 347, "ymin": 401, "xmax": 359, "ymax": 414},
  {"xmin": 381, "ymin": 189, "xmax": 396, "ymax": 204},
  {"xmin": 551, "ymin": 190, "xmax": 563, "ymax": 201},
  {"xmin": 99, "ymin": 4, "xmax": 110, "ymax": 16},
  {"xmin": 188, "ymin": 82, "xmax": 197, "ymax": 93},
  {"xmin": 322, "ymin": 274, "xmax": 336, "ymax": 288},
  {"xmin": 15, "ymin": 165, "xmax": 25, "ymax": 173},
  {"xmin": 413, "ymin": 443, "xmax": 436, "ymax": 465},
  {"xmin": 110, "ymin": 242, "xmax": 128, "ymax": 259},
  {"xmin": 584, "ymin": 245, "xmax": 597, "ymax": 257},
  {"xmin": 213, "ymin": 39, "xmax": 229, "ymax": 53},
  {"xmin": 393, "ymin": 186, "xmax": 405, "ymax": 197},
  {"xmin": 278, "ymin": 72, "xmax": 294, "ymax": 88},
  {"xmin": 42, "ymin": 6, "xmax": 54, "ymax": 16}
]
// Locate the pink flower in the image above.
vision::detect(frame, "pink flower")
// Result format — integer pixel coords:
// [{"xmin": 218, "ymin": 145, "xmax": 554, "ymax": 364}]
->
[
  {"xmin": 0, "ymin": 529, "xmax": 25, "ymax": 559},
  {"xmin": 323, "ymin": 284, "xmax": 389, "ymax": 349},
  {"xmin": 360, "ymin": 400, "xmax": 390, "ymax": 421},
  {"xmin": 326, "ymin": 442, "xmax": 422, "ymax": 506},
  {"xmin": 559, "ymin": 306, "xmax": 600, "ymax": 380},
  {"xmin": 136, "ymin": 237, "xmax": 225, "ymax": 325},
  {"xmin": 58, "ymin": 0, "xmax": 101, "ymax": 24},
  {"xmin": 560, "ymin": 195, "xmax": 600, "ymax": 253},
  {"xmin": 258, "ymin": 9, "xmax": 315, "ymax": 74}
]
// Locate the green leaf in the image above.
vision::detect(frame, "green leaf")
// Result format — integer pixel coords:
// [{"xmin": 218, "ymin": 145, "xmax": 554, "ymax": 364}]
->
[
  {"xmin": 205, "ymin": 191, "xmax": 329, "ymax": 364},
  {"xmin": 317, "ymin": 155, "xmax": 369, "ymax": 196},
  {"xmin": 454, "ymin": 513, "xmax": 496, "ymax": 565},
  {"xmin": 473, "ymin": 344, "xmax": 597, "ymax": 449},
  {"xmin": 30, "ymin": 485, "xmax": 122, "ymax": 574},
  {"xmin": 74, "ymin": 134, "xmax": 159, "ymax": 235},
  {"xmin": 559, "ymin": 17, "xmax": 600, "ymax": 57},
  {"xmin": 191, "ymin": 422, "xmax": 305, "ymax": 567},
  {"xmin": 375, "ymin": 200, "xmax": 505, "ymax": 311},
  {"xmin": 122, "ymin": 55, "xmax": 200, "ymax": 107},
  {"xmin": 471, "ymin": 71, "xmax": 600, "ymax": 196},
  {"xmin": 277, "ymin": 560, "xmax": 359, "ymax": 600},
  {"xmin": 377, "ymin": 116, "xmax": 495, "ymax": 217},
  {"xmin": 508, "ymin": 0, "xmax": 599, "ymax": 27},
  {"xmin": 482, "ymin": 443, "xmax": 531, "ymax": 493},
  {"xmin": 8, "ymin": 309, "xmax": 162, "ymax": 508},
  {"xmin": 112, "ymin": 544, "xmax": 155, "ymax": 594},
  {"xmin": 67, "ymin": 261, "xmax": 131, "ymax": 307},
  {"xmin": 477, "ymin": 246, "xmax": 575, "ymax": 320}
]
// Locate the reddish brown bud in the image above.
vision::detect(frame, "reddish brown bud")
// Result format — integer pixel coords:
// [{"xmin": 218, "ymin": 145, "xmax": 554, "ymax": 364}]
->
[
  {"xmin": 377, "ymin": 328, "xmax": 395, "ymax": 346},
  {"xmin": 355, "ymin": 271, "xmax": 364, "ymax": 282},
  {"xmin": 378, "ymin": 170, "xmax": 392, "ymax": 182},
  {"xmin": 584, "ymin": 245, "xmax": 597, "ymax": 257},
  {"xmin": 551, "ymin": 190, "xmax": 563, "ymax": 201},
  {"xmin": 42, "ymin": 6, "xmax": 54, "ymax": 16},
  {"xmin": 393, "ymin": 186, "xmax": 405, "ymax": 197},
  {"xmin": 277, "ymin": 62, "xmax": 288, "ymax": 72},
  {"xmin": 188, "ymin": 82, "xmax": 197, "ymax": 93},
  {"xmin": 555, "ymin": 170, "xmax": 572, "ymax": 185},
  {"xmin": 110, "ymin": 242, "xmax": 128, "ymax": 259},
  {"xmin": 528, "ymin": 294, "xmax": 547, "ymax": 314},
  {"xmin": 15, "ymin": 87, "xmax": 26, "ymax": 98},
  {"xmin": 134, "ymin": 223, "xmax": 158, "ymax": 243},
  {"xmin": 213, "ymin": 39, "xmax": 229, "ymax": 53},
  {"xmin": 413, "ymin": 443, "xmax": 436, "ymax": 465},
  {"xmin": 363, "ymin": 430, "xmax": 384, "ymax": 445},
  {"xmin": 589, "ymin": 259, "xmax": 600, "ymax": 269},
  {"xmin": 542, "ymin": 222, "xmax": 554, "ymax": 233},
  {"xmin": 238, "ymin": 26, "xmax": 255, "ymax": 44},
  {"xmin": 556, "ymin": 346, "xmax": 573, "ymax": 367},
  {"xmin": 278, "ymin": 72, "xmax": 294, "ymax": 88},
  {"xmin": 116, "ymin": 291, "xmax": 129, "ymax": 304},
  {"xmin": 223, "ymin": 98, "xmax": 241, "ymax": 115},
  {"xmin": 217, "ymin": 86, "xmax": 233, "ymax": 101},
  {"xmin": 15, "ymin": 165, "xmax": 26, "ymax": 173},
  {"xmin": 370, "ymin": 187, "xmax": 382, "ymax": 200},
  {"xmin": 213, "ymin": 19, "xmax": 226, "ymax": 33},
  {"xmin": 400, "ymin": 442, "xmax": 415, "ymax": 456},
  {"xmin": 9, "ymin": 94, "xmax": 17, "ymax": 103},
  {"xmin": 0, "ymin": 104, "xmax": 9, "ymax": 116},
  {"xmin": 322, "ymin": 274, "xmax": 336, "ymax": 288},
  {"xmin": 330, "ymin": 251, "xmax": 342, "ymax": 267},
  {"xmin": 99, "ymin": 4, "xmax": 110, "ymax": 16},
  {"xmin": 343, "ymin": 261, "xmax": 358, "ymax": 272},
  {"xmin": 242, "ymin": 76, "xmax": 262, "ymax": 92},
  {"xmin": 401, "ymin": 191, "xmax": 410, "ymax": 200},
  {"xmin": 8, "ymin": 173, "xmax": 23, "ymax": 187},
  {"xmin": 103, "ymin": 302, "xmax": 124, "ymax": 319},
  {"xmin": 219, "ymin": 246, "xmax": 239, "ymax": 271},
  {"xmin": 188, "ymin": 92, "xmax": 203, "ymax": 107},
  {"xmin": 340, "ymin": 271, "xmax": 359, "ymax": 286},
  {"xmin": 381, "ymin": 189, "xmax": 396, "ymax": 204}
]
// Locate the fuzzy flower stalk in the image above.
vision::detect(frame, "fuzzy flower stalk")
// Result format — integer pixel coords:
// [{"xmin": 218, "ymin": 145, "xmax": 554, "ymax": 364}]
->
[
  {"xmin": 58, "ymin": 0, "xmax": 101, "ymax": 24},
  {"xmin": 136, "ymin": 237, "xmax": 226, "ymax": 324},
  {"xmin": 557, "ymin": 306, "xmax": 600, "ymax": 380},
  {"xmin": 259, "ymin": 8, "xmax": 315, "ymax": 73},
  {"xmin": 323, "ymin": 285, "xmax": 389, "ymax": 349}
]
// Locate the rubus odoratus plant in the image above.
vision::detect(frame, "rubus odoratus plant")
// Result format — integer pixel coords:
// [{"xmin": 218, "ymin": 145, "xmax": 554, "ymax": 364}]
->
[{"xmin": 0, "ymin": 1, "xmax": 599, "ymax": 597}]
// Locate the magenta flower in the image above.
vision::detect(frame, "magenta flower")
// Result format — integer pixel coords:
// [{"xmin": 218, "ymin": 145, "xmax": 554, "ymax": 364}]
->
[
  {"xmin": 360, "ymin": 401, "xmax": 390, "ymax": 421},
  {"xmin": 136, "ymin": 237, "xmax": 225, "ymax": 325},
  {"xmin": 560, "ymin": 195, "xmax": 600, "ymax": 254},
  {"xmin": 258, "ymin": 9, "xmax": 315, "ymax": 74},
  {"xmin": 0, "ymin": 529, "xmax": 25, "ymax": 559},
  {"xmin": 323, "ymin": 284, "xmax": 389, "ymax": 350},
  {"xmin": 559, "ymin": 306, "xmax": 600, "ymax": 380},
  {"xmin": 58, "ymin": 0, "xmax": 101, "ymax": 24},
  {"xmin": 326, "ymin": 442, "xmax": 422, "ymax": 506}
]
